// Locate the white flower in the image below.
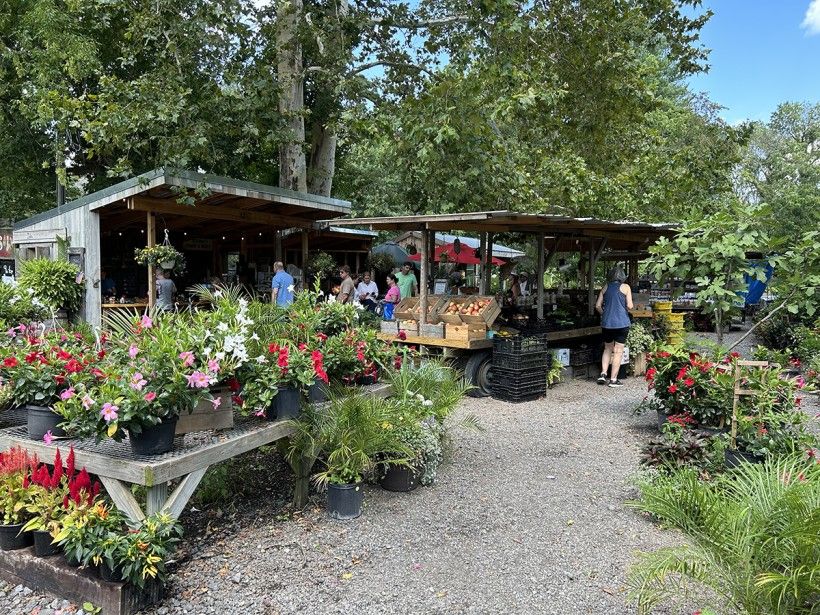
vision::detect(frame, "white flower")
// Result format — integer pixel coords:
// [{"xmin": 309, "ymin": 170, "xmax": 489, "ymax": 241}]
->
[
  {"xmin": 216, "ymin": 322, "xmax": 229, "ymax": 333},
  {"xmin": 250, "ymin": 332, "xmax": 260, "ymax": 341},
  {"xmin": 238, "ymin": 297, "xmax": 248, "ymax": 307},
  {"xmin": 287, "ymin": 284, "xmax": 295, "ymax": 293},
  {"xmin": 422, "ymin": 399, "xmax": 433, "ymax": 407},
  {"xmin": 214, "ymin": 290, "xmax": 223, "ymax": 298},
  {"xmin": 203, "ymin": 347, "xmax": 212, "ymax": 356},
  {"xmin": 415, "ymin": 393, "xmax": 425, "ymax": 402},
  {"xmin": 215, "ymin": 351, "xmax": 225, "ymax": 360},
  {"xmin": 317, "ymin": 291, "xmax": 324, "ymax": 297},
  {"xmin": 255, "ymin": 355, "xmax": 268, "ymax": 364},
  {"xmin": 8, "ymin": 297, "xmax": 18, "ymax": 305},
  {"xmin": 203, "ymin": 329, "xmax": 213, "ymax": 340},
  {"xmin": 327, "ymin": 295, "xmax": 336, "ymax": 304}
]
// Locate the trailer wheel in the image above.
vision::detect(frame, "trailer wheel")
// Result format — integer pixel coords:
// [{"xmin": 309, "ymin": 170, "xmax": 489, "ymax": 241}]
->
[{"xmin": 464, "ymin": 351, "xmax": 493, "ymax": 398}]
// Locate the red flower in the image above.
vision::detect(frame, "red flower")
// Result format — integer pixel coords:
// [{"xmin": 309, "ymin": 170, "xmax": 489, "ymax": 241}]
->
[
  {"xmin": 268, "ymin": 343, "xmax": 280, "ymax": 354},
  {"xmin": 64, "ymin": 359, "xmax": 83, "ymax": 373},
  {"xmin": 97, "ymin": 350, "xmax": 106, "ymax": 360},
  {"xmin": 66, "ymin": 447, "xmax": 75, "ymax": 480},
  {"xmin": 644, "ymin": 367, "xmax": 656, "ymax": 381},
  {"xmin": 730, "ymin": 352, "xmax": 741, "ymax": 359},
  {"xmin": 298, "ymin": 343, "xmax": 307, "ymax": 351},
  {"xmin": 2, "ymin": 357, "xmax": 18, "ymax": 368},
  {"xmin": 656, "ymin": 351, "xmax": 671, "ymax": 358},
  {"xmin": 54, "ymin": 374, "xmax": 66, "ymax": 385},
  {"xmin": 398, "ymin": 330, "xmax": 407, "ymax": 341},
  {"xmin": 667, "ymin": 384, "xmax": 678, "ymax": 394},
  {"xmin": 231, "ymin": 394, "xmax": 244, "ymax": 406},
  {"xmin": 316, "ymin": 332, "xmax": 328, "ymax": 342},
  {"xmin": 90, "ymin": 368, "xmax": 105, "ymax": 379},
  {"xmin": 684, "ymin": 378, "xmax": 695, "ymax": 387},
  {"xmin": 228, "ymin": 377, "xmax": 241, "ymax": 392},
  {"xmin": 789, "ymin": 357, "xmax": 801, "ymax": 367},
  {"xmin": 56, "ymin": 350, "xmax": 72, "ymax": 361},
  {"xmin": 676, "ymin": 366, "xmax": 689, "ymax": 381},
  {"xmin": 24, "ymin": 352, "xmax": 38, "ymax": 364}
]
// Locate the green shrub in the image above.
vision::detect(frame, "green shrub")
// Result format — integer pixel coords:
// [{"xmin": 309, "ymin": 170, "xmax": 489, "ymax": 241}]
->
[
  {"xmin": 18, "ymin": 258, "xmax": 84, "ymax": 314},
  {"xmin": 0, "ymin": 282, "xmax": 48, "ymax": 328},
  {"xmin": 628, "ymin": 456, "xmax": 820, "ymax": 614}
]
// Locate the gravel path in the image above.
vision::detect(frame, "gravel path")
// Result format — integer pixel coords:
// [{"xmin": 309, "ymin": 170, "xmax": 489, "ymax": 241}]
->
[{"xmin": 1, "ymin": 325, "xmax": 816, "ymax": 615}]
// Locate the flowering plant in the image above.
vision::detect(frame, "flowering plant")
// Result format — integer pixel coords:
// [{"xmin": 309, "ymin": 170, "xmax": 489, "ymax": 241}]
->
[
  {"xmin": 55, "ymin": 501, "xmax": 125, "ymax": 568},
  {"xmin": 0, "ymin": 446, "xmax": 40, "ymax": 524},
  {"xmin": 732, "ymin": 409, "xmax": 816, "ymax": 459},
  {"xmin": 134, "ymin": 245, "xmax": 186, "ymax": 275},
  {"xmin": 55, "ymin": 312, "xmax": 217, "ymax": 440},
  {"xmin": 0, "ymin": 327, "xmax": 104, "ymax": 408}
]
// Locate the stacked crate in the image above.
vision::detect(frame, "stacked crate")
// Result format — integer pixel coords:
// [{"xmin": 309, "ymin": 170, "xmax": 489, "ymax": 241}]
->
[{"xmin": 490, "ymin": 333, "xmax": 550, "ymax": 402}]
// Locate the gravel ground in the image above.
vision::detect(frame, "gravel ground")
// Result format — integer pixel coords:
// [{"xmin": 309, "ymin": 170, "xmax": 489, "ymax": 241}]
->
[{"xmin": 1, "ymin": 326, "xmax": 817, "ymax": 615}]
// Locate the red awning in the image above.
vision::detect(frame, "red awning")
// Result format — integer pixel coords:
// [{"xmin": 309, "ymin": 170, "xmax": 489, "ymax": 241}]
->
[{"xmin": 409, "ymin": 243, "xmax": 505, "ymax": 266}]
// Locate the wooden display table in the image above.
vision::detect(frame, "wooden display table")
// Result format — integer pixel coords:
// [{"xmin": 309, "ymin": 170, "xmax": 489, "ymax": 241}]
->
[
  {"xmin": 377, "ymin": 332, "xmax": 494, "ymax": 350},
  {"xmin": 0, "ymin": 418, "xmax": 293, "ymax": 523},
  {"xmin": 101, "ymin": 302, "xmax": 149, "ymax": 310}
]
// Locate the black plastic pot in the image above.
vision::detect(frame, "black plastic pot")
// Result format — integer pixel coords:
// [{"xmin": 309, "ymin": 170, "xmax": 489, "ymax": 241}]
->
[
  {"xmin": 355, "ymin": 374, "xmax": 377, "ymax": 386},
  {"xmin": 99, "ymin": 561, "xmax": 124, "ymax": 583},
  {"xmin": 379, "ymin": 463, "xmax": 421, "ymax": 493},
  {"xmin": 32, "ymin": 530, "xmax": 60, "ymax": 557},
  {"xmin": 128, "ymin": 416, "xmax": 179, "ymax": 456},
  {"xmin": 273, "ymin": 386, "xmax": 301, "ymax": 420},
  {"xmin": 327, "ymin": 482, "xmax": 364, "ymax": 520},
  {"xmin": 656, "ymin": 410, "xmax": 670, "ymax": 432},
  {"xmin": 725, "ymin": 449, "xmax": 764, "ymax": 469},
  {"xmin": 64, "ymin": 550, "xmax": 81, "ymax": 567},
  {"xmin": 26, "ymin": 405, "xmax": 67, "ymax": 440},
  {"xmin": 307, "ymin": 379, "xmax": 330, "ymax": 404},
  {"xmin": 697, "ymin": 425, "xmax": 729, "ymax": 438},
  {"xmin": 0, "ymin": 523, "xmax": 33, "ymax": 550}
]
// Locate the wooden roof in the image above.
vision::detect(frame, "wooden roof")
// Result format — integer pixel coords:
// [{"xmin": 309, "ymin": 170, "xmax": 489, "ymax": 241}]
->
[
  {"xmin": 16, "ymin": 168, "xmax": 351, "ymax": 237},
  {"xmin": 320, "ymin": 211, "xmax": 676, "ymax": 251}
]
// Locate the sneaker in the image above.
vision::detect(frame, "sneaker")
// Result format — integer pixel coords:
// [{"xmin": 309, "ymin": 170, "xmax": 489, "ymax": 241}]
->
[
  {"xmin": 596, "ymin": 373, "xmax": 607, "ymax": 385},
  {"xmin": 608, "ymin": 379, "xmax": 624, "ymax": 388}
]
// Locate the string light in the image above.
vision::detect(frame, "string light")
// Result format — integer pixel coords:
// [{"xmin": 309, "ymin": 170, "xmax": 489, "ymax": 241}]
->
[{"xmin": 222, "ymin": 236, "xmax": 226, "ymax": 240}]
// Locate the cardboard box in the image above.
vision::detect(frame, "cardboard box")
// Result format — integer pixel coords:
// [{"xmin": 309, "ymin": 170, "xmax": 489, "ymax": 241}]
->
[{"xmin": 552, "ymin": 348, "xmax": 570, "ymax": 367}]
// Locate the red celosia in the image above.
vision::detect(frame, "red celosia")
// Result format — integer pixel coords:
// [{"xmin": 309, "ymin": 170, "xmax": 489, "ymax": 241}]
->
[
  {"xmin": 66, "ymin": 447, "xmax": 75, "ymax": 480},
  {"xmin": 667, "ymin": 384, "xmax": 678, "ymax": 394},
  {"xmin": 3, "ymin": 357, "xmax": 18, "ymax": 368}
]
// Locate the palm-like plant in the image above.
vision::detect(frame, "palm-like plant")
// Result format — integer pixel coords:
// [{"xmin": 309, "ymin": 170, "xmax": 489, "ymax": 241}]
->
[{"xmin": 627, "ymin": 455, "xmax": 820, "ymax": 614}]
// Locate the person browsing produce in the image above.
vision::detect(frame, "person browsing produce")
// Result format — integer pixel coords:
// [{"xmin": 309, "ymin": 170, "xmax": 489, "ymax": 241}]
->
[
  {"xmin": 382, "ymin": 273, "xmax": 401, "ymax": 320},
  {"xmin": 356, "ymin": 272, "xmax": 379, "ymax": 311},
  {"xmin": 595, "ymin": 266, "xmax": 633, "ymax": 388},
  {"xmin": 396, "ymin": 262, "xmax": 418, "ymax": 299}
]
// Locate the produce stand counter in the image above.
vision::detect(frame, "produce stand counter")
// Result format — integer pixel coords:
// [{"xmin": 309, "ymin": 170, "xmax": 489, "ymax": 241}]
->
[
  {"xmin": 377, "ymin": 332, "xmax": 493, "ymax": 350},
  {"xmin": 0, "ymin": 417, "xmax": 293, "ymax": 524},
  {"xmin": 101, "ymin": 302, "xmax": 149, "ymax": 310}
]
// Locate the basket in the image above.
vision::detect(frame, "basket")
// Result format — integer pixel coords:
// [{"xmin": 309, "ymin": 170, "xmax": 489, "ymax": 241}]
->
[{"xmin": 653, "ymin": 300, "xmax": 673, "ymax": 312}]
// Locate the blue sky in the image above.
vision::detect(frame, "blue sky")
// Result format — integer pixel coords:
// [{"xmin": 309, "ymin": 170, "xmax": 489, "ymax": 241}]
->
[{"xmin": 686, "ymin": 1, "xmax": 820, "ymax": 124}]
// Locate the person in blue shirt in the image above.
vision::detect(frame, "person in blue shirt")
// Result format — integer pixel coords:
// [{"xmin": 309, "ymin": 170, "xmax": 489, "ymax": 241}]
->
[
  {"xmin": 271, "ymin": 261, "xmax": 295, "ymax": 307},
  {"xmin": 595, "ymin": 265, "xmax": 634, "ymax": 388}
]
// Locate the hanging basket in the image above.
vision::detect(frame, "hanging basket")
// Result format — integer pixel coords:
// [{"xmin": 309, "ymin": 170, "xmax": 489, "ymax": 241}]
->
[
  {"xmin": 134, "ymin": 230, "xmax": 186, "ymax": 274},
  {"xmin": 159, "ymin": 259, "xmax": 177, "ymax": 270}
]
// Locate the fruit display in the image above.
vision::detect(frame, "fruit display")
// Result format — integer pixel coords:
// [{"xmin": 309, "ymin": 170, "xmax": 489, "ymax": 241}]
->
[
  {"xmin": 443, "ymin": 298, "xmax": 493, "ymax": 317},
  {"xmin": 410, "ymin": 303, "xmax": 439, "ymax": 317}
]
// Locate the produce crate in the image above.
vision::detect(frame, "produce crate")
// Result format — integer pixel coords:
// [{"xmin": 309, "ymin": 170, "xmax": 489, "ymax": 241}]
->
[
  {"xmin": 491, "ymin": 368, "xmax": 547, "ymax": 403},
  {"xmin": 393, "ymin": 296, "xmax": 446, "ymax": 322},
  {"xmin": 492, "ymin": 333, "xmax": 549, "ymax": 356},
  {"xmin": 399, "ymin": 320, "xmax": 419, "ymax": 335},
  {"xmin": 438, "ymin": 296, "xmax": 500, "ymax": 326},
  {"xmin": 492, "ymin": 349, "xmax": 551, "ymax": 371},
  {"xmin": 569, "ymin": 347, "xmax": 596, "ymax": 366},
  {"xmin": 176, "ymin": 387, "xmax": 233, "ymax": 434},
  {"xmin": 446, "ymin": 323, "xmax": 487, "ymax": 342},
  {"xmin": 380, "ymin": 320, "xmax": 398, "ymax": 335},
  {"xmin": 419, "ymin": 322, "xmax": 445, "ymax": 339}
]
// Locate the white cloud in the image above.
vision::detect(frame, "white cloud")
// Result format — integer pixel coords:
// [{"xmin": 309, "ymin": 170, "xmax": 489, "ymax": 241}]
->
[{"xmin": 802, "ymin": 0, "xmax": 820, "ymax": 35}]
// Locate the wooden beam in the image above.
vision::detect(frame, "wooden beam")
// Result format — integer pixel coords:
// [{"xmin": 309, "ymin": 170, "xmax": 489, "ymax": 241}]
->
[
  {"xmin": 419, "ymin": 230, "xmax": 429, "ymax": 325},
  {"xmin": 146, "ymin": 210, "xmax": 156, "ymax": 311},
  {"xmin": 479, "ymin": 232, "xmax": 488, "ymax": 294},
  {"xmin": 129, "ymin": 196, "xmax": 316, "ymax": 229},
  {"xmin": 164, "ymin": 468, "xmax": 208, "ymax": 519},
  {"xmin": 301, "ymin": 230, "xmax": 309, "ymax": 271},
  {"xmin": 536, "ymin": 234, "xmax": 545, "ymax": 320},
  {"xmin": 98, "ymin": 477, "xmax": 145, "ymax": 523}
]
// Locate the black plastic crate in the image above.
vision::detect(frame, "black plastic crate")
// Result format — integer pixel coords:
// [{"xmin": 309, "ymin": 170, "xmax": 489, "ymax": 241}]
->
[
  {"xmin": 491, "ymin": 377, "xmax": 547, "ymax": 402},
  {"xmin": 569, "ymin": 347, "xmax": 596, "ymax": 366},
  {"xmin": 492, "ymin": 334, "xmax": 548, "ymax": 356},
  {"xmin": 493, "ymin": 390, "xmax": 545, "ymax": 403},
  {"xmin": 492, "ymin": 364, "xmax": 548, "ymax": 383},
  {"xmin": 520, "ymin": 319, "xmax": 552, "ymax": 335},
  {"xmin": 492, "ymin": 350, "xmax": 551, "ymax": 371}
]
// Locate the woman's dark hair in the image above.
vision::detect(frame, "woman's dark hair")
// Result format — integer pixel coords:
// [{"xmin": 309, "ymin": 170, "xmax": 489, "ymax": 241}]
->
[
  {"xmin": 386, "ymin": 273, "xmax": 397, "ymax": 283},
  {"xmin": 607, "ymin": 266, "xmax": 626, "ymax": 283}
]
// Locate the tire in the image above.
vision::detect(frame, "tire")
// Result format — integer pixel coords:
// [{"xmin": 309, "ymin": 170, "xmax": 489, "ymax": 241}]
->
[{"xmin": 464, "ymin": 351, "xmax": 493, "ymax": 398}]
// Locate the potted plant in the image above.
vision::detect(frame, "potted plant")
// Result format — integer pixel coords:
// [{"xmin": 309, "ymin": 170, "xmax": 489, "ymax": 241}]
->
[
  {"xmin": 1, "ymin": 328, "xmax": 104, "ymax": 440},
  {"xmin": 22, "ymin": 448, "xmax": 70, "ymax": 556},
  {"xmin": 56, "ymin": 313, "xmax": 219, "ymax": 455},
  {"xmin": 266, "ymin": 342, "xmax": 326, "ymax": 420},
  {"xmin": 17, "ymin": 258, "xmax": 85, "ymax": 320},
  {"xmin": 134, "ymin": 244, "xmax": 186, "ymax": 275},
  {"xmin": 625, "ymin": 323, "xmax": 654, "ymax": 376},
  {"xmin": 0, "ymin": 446, "xmax": 39, "ymax": 550},
  {"xmin": 56, "ymin": 501, "xmax": 123, "ymax": 568},
  {"xmin": 289, "ymin": 393, "xmax": 411, "ymax": 520}
]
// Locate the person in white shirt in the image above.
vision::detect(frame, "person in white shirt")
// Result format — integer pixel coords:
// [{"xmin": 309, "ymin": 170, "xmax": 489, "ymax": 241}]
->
[
  {"xmin": 356, "ymin": 272, "xmax": 379, "ymax": 311},
  {"xmin": 519, "ymin": 272, "xmax": 530, "ymax": 297}
]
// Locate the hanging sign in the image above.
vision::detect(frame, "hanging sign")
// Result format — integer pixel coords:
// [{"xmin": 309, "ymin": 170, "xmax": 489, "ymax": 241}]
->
[
  {"xmin": 183, "ymin": 238, "xmax": 213, "ymax": 251},
  {"xmin": 0, "ymin": 229, "xmax": 13, "ymax": 258}
]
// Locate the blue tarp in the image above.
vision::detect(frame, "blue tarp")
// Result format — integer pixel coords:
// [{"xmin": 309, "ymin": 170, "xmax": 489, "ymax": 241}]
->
[{"xmin": 743, "ymin": 262, "xmax": 774, "ymax": 305}]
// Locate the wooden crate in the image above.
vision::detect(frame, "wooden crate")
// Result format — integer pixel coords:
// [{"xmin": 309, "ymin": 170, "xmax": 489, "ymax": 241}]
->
[
  {"xmin": 399, "ymin": 320, "xmax": 419, "ymax": 335},
  {"xmin": 446, "ymin": 323, "xmax": 487, "ymax": 342},
  {"xmin": 437, "ymin": 296, "xmax": 500, "ymax": 326},
  {"xmin": 393, "ymin": 296, "xmax": 446, "ymax": 322},
  {"xmin": 380, "ymin": 319, "xmax": 398, "ymax": 335},
  {"xmin": 176, "ymin": 387, "xmax": 233, "ymax": 434},
  {"xmin": 420, "ymin": 322, "xmax": 445, "ymax": 338}
]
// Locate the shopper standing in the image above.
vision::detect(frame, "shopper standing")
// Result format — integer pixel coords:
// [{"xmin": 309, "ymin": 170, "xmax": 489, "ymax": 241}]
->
[
  {"xmin": 356, "ymin": 272, "xmax": 379, "ymax": 311},
  {"xmin": 383, "ymin": 273, "xmax": 401, "ymax": 320},
  {"xmin": 155, "ymin": 269, "xmax": 177, "ymax": 312},
  {"xmin": 337, "ymin": 265, "xmax": 356, "ymax": 304},
  {"xmin": 395, "ymin": 261, "xmax": 418, "ymax": 299},
  {"xmin": 271, "ymin": 261, "xmax": 295, "ymax": 307},
  {"xmin": 595, "ymin": 266, "xmax": 633, "ymax": 387}
]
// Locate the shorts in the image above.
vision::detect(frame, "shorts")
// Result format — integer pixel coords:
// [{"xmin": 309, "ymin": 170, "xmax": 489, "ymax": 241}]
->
[{"xmin": 602, "ymin": 327, "xmax": 629, "ymax": 344}]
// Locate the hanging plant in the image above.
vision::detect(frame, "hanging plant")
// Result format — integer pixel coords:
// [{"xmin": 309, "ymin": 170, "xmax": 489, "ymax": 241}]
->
[
  {"xmin": 405, "ymin": 244, "xmax": 417, "ymax": 255},
  {"xmin": 134, "ymin": 231, "xmax": 186, "ymax": 274}
]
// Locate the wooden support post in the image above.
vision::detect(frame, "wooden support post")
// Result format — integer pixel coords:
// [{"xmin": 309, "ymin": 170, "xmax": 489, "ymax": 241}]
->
[
  {"xmin": 165, "ymin": 468, "xmax": 208, "ymax": 519},
  {"xmin": 479, "ymin": 233, "xmax": 487, "ymax": 294},
  {"xmin": 419, "ymin": 228, "xmax": 429, "ymax": 325},
  {"xmin": 274, "ymin": 230, "xmax": 283, "ymax": 262},
  {"xmin": 146, "ymin": 212, "xmax": 156, "ymax": 311},
  {"xmin": 587, "ymin": 241, "xmax": 595, "ymax": 317},
  {"xmin": 427, "ymin": 230, "xmax": 435, "ymax": 288},
  {"xmin": 486, "ymin": 233, "xmax": 494, "ymax": 293},
  {"xmin": 355, "ymin": 252, "xmax": 361, "ymax": 275},
  {"xmin": 146, "ymin": 483, "xmax": 168, "ymax": 516},
  {"xmin": 301, "ymin": 230, "xmax": 309, "ymax": 270},
  {"xmin": 536, "ymin": 234, "xmax": 545, "ymax": 320},
  {"xmin": 98, "ymin": 477, "xmax": 145, "ymax": 524}
]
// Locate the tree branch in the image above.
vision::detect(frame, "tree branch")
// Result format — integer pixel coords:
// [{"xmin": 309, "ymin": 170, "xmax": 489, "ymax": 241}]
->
[
  {"xmin": 348, "ymin": 61, "xmax": 431, "ymax": 77},
  {"xmin": 726, "ymin": 293, "xmax": 794, "ymax": 352}
]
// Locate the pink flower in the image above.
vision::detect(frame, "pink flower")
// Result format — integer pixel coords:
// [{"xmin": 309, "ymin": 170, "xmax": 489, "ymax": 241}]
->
[
  {"xmin": 82, "ymin": 394, "xmax": 94, "ymax": 409},
  {"xmin": 59, "ymin": 387, "xmax": 75, "ymax": 401},
  {"xmin": 179, "ymin": 351, "xmax": 195, "ymax": 368},
  {"xmin": 100, "ymin": 403, "xmax": 118, "ymax": 423},
  {"xmin": 144, "ymin": 391, "xmax": 157, "ymax": 402},
  {"xmin": 186, "ymin": 370, "xmax": 210, "ymax": 388},
  {"xmin": 130, "ymin": 372, "xmax": 147, "ymax": 391},
  {"xmin": 43, "ymin": 430, "xmax": 54, "ymax": 445},
  {"xmin": 128, "ymin": 344, "xmax": 139, "ymax": 359},
  {"xmin": 210, "ymin": 397, "xmax": 222, "ymax": 409},
  {"xmin": 140, "ymin": 315, "xmax": 153, "ymax": 329},
  {"xmin": 207, "ymin": 359, "xmax": 220, "ymax": 374},
  {"xmin": 6, "ymin": 328, "xmax": 16, "ymax": 338},
  {"xmin": 795, "ymin": 376, "xmax": 806, "ymax": 389}
]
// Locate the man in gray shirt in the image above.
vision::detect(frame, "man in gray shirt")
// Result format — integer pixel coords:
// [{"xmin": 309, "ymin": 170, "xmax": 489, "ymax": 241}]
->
[{"xmin": 156, "ymin": 269, "xmax": 177, "ymax": 311}]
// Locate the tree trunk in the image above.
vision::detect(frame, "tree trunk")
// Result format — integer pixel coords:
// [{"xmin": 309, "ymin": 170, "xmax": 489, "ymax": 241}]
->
[
  {"xmin": 715, "ymin": 308, "xmax": 723, "ymax": 346},
  {"xmin": 276, "ymin": 0, "xmax": 307, "ymax": 192},
  {"xmin": 308, "ymin": 122, "xmax": 337, "ymax": 196}
]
